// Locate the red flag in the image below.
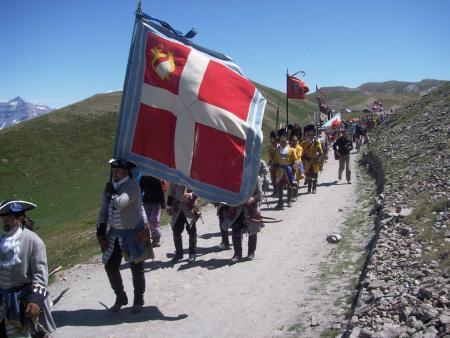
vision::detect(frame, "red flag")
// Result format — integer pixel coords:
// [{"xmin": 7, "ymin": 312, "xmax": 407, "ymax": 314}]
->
[
  {"xmin": 287, "ymin": 75, "xmax": 309, "ymax": 99},
  {"xmin": 114, "ymin": 15, "xmax": 266, "ymax": 206}
]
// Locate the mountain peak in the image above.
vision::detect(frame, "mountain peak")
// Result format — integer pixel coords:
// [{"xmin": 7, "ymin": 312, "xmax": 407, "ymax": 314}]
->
[
  {"xmin": 8, "ymin": 96, "xmax": 26, "ymax": 104},
  {"xmin": 0, "ymin": 97, "xmax": 52, "ymax": 130}
]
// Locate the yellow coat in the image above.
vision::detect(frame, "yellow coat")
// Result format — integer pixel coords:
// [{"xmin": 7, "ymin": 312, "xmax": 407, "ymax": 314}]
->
[
  {"xmin": 274, "ymin": 145, "xmax": 297, "ymax": 183},
  {"xmin": 292, "ymin": 144, "xmax": 304, "ymax": 181},
  {"xmin": 300, "ymin": 140, "xmax": 323, "ymax": 174}
]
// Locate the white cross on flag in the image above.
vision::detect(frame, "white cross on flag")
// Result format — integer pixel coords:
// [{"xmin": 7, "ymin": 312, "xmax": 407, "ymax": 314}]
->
[{"xmin": 114, "ymin": 14, "xmax": 266, "ymax": 205}]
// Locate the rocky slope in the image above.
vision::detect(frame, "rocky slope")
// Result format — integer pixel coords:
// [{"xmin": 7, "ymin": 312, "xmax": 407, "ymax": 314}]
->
[{"xmin": 347, "ymin": 83, "xmax": 449, "ymax": 337}]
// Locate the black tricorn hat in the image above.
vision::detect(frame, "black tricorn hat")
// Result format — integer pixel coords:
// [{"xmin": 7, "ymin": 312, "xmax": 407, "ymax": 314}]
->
[
  {"xmin": 109, "ymin": 158, "xmax": 137, "ymax": 170},
  {"xmin": 0, "ymin": 200, "xmax": 37, "ymax": 216}
]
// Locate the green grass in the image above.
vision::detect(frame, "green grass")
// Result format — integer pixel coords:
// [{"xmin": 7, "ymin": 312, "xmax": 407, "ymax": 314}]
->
[{"xmin": 0, "ymin": 93, "xmax": 120, "ymax": 268}]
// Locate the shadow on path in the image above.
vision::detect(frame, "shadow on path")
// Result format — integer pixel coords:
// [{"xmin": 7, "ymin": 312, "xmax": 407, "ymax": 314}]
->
[
  {"xmin": 199, "ymin": 232, "xmax": 222, "ymax": 240},
  {"xmin": 177, "ymin": 257, "xmax": 232, "ymax": 271},
  {"xmin": 53, "ymin": 306, "xmax": 188, "ymax": 327}
]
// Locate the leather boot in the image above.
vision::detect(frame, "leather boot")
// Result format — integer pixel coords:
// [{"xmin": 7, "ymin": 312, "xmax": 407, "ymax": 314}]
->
[
  {"xmin": 109, "ymin": 292, "xmax": 128, "ymax": 312},
  {"xmin": 220, "ymin": 229, "xmax": 230, "ymax": 248},
  {"xmin": 172, "ymin": 235, "xmax": 183, "ymax": 262},
  {"xmin": 131, "ymin": 262, "xmax": 145, "ymax": 312},
  {"xmin": 231, "ymin": 233, "xmax": 242, "ymax": 263},
  {"xmin": 188, "ymin": 233, "xmax": 197, "ymax": 263},
  {"xmin": 247, "ymin": 234, "xmax": 257, "ymax": 260}
]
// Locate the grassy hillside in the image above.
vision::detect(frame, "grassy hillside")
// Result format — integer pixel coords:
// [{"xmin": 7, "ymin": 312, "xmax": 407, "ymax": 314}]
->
[
  {"xmin": 0, "ymin": 93, "xmax": 120, "ymax": 267},
  {"xmin": 0, "ymin": 84, "xmax": 312, "ymax": 268}
]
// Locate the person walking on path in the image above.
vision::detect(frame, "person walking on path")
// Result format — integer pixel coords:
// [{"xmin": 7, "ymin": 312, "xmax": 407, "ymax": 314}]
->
[
  {"xmin": 333, "ymin": 129, "xmax": 354, "ymax": 184},
  {"xmin": 166, "ymin": 184, "xmax": 199, "ymax": 263},
  {"xmin": 139, "ymin": 175, "xmax": 166, "ymax": 247},
  {"xmin": 274, "ymin": 134, "xmax": 298, "ymax": 209},
  {"xmin": 221, "ymin": 177, "xmax": 264, "ymax": 263},
  {"xmin": 300, "ymin": 125, "xmax": 323, "ymax": 194},
  {"xmin": 268, "ymin": 132, "xmax": 279, "ymax": 197},
  {"xmin": 290, "ymin": 136, "xmax": 303, "ymax": 201},
  {"xmin": 97, "ymin": 159, "xmax": 154, "ymax": 314}
]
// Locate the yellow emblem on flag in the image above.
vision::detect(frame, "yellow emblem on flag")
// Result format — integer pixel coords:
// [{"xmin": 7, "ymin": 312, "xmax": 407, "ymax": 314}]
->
[{"xmin": 151, "ymin": 46, "xmax": 175, "ymax": 80}]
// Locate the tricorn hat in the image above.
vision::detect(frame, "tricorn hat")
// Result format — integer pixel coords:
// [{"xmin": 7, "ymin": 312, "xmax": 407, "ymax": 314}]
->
[
  {"xmin": 0, "ymin": 200, "xmax": 37, "ymax": 216},
  {"xmin": 109, "ymin": 158, "xmax": 137, "ymax": 170}
]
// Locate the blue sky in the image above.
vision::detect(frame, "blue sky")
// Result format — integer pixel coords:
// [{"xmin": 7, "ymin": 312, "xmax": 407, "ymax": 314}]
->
[{"xmin": 1, "ymin": 0, "xmax": 449, "ymax": 108}]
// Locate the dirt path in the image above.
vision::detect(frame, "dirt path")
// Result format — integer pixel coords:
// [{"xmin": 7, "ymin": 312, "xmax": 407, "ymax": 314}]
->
[{"xmin": 50, "ymin": 152, "xmax": 359, "ymax": 338}]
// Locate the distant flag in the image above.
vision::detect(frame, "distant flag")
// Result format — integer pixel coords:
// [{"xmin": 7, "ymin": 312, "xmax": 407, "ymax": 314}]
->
[
  {"xmin": 287, "ymin": 74, "xmax": 309, "ymax": 99},
  {"xmin": 285, "ymin": 69, "xmax": 308, "ymax": 127},
  {"xmin": 323, "ymin": 113, "xmax": 342, "ymax": 131},
  {"xmin": 114, "ymin": 9, "xmax": 266, "ymax": 206}
]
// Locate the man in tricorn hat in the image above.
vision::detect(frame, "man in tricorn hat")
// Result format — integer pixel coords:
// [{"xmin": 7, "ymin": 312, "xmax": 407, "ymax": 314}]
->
[
  {"xmin": 0, "ymin": 199, "xmax": 56, "ymax": 337},
  {"xmin": 97, "ymin": 158, "xmax": 154, "ymax": 314}
]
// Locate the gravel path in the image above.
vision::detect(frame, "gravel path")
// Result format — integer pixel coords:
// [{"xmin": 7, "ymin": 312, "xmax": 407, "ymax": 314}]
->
[{"xmin": 50, "ymin": 153, "xmax": 358, "ymax": 338}]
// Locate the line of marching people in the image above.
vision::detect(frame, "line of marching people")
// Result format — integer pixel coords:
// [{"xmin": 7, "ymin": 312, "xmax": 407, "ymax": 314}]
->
[{"xmin": 268, "ymin": 124, "xmax": 325, "ymax": 209}]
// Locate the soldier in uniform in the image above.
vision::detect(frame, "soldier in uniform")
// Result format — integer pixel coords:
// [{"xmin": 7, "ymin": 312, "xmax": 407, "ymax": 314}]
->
[
  {"xmin": 300, "ymin": 125, "xmax": 323, "ymax": 194},
  {"xmin": 290, "ymin": 136, "xmax": 304, "ymax": 200},
  {"xmin": 0, "ymin": 200, "xmax": 56, "ymax": 337},
  {"xmin": 221, "ymin": 177, "xmax": 264, "ymax": 263},
  {"xmin": 97, "ymin": 159, "xmax": 153, "ymax": 314},
  {"xmin": 268, "ymin": 132, "xmax": 279, "ymax": 197},
  {"xmin": 273, "ymin": 134, "xmax": 298, "ymax": 209},
  {"xmin": 166, "ymin": 183, "xmax": 199, "ymax": 263}
]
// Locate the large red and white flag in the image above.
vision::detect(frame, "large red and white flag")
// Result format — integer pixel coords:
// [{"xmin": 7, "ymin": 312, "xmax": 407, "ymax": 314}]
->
[{"xmin": 114, "ymin": 13, "xmax": 266, "ymax": 205}]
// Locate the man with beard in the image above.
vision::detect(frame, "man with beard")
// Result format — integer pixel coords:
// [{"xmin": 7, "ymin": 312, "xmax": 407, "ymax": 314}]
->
[{"xmin": 0, "ymin": 200, "xmax": 56, "ymax": 337}]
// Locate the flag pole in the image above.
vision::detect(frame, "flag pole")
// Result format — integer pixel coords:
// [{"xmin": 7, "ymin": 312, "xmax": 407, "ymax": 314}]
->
[
  {"xmin": 286, "ymin": 69, "xmax": 289, "ymax": 132},
  {"xmin": 276, "ymin": 101, "xmax": 279, "ymax": 134},
  {"xmin": 113, "ymin": 1, "xmax": 141, "ymax": 157}
]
